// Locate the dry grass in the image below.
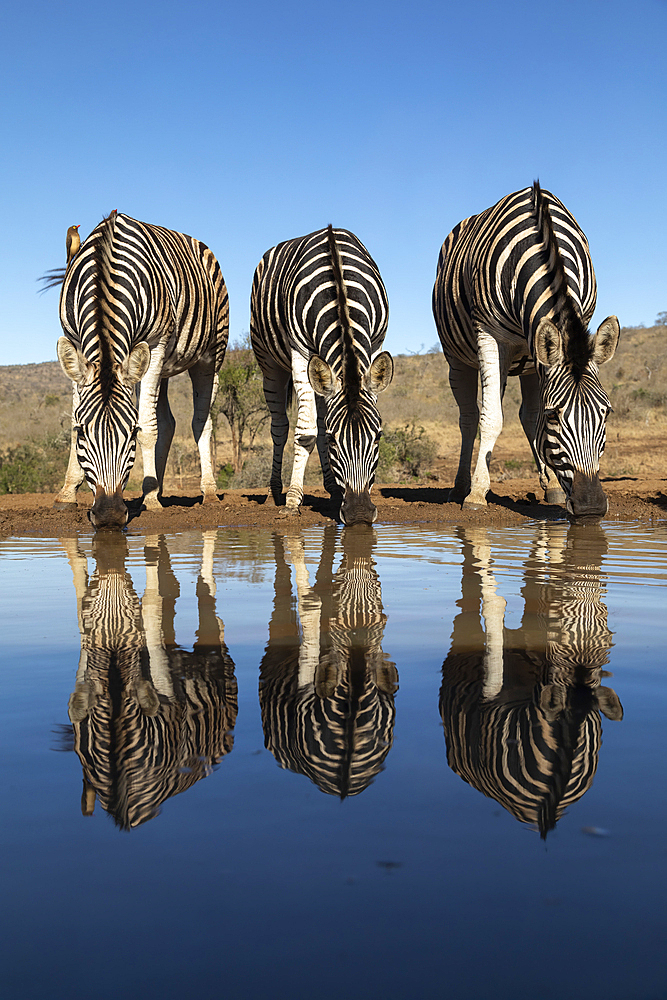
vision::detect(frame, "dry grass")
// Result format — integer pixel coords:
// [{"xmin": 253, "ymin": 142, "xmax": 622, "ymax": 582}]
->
[{"xmin": 1, "ymin": 323, "xmax": 665, "ymax": 493}]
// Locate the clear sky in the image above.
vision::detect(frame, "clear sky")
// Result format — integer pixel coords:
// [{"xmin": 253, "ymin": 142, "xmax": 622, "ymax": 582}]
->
[{"xmin": 1, "ymin": 0, "xmax": 665, "ymax": 365}]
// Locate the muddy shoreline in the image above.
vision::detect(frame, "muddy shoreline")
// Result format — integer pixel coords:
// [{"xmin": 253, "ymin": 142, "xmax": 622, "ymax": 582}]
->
[{"xmin": 2, "ymin": 474, "xmax": 666, "ymax": 537}]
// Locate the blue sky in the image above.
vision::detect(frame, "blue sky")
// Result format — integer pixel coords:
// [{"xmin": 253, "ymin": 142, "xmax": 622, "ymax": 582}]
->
[{"xmin": 1, "ymin": 0, "xmax": 665, "ymax": 365}]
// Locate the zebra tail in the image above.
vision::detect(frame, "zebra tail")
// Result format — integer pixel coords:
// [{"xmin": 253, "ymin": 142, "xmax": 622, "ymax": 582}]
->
[{"xmin": 326, "ymin": 224, "xmax": 361, "ymax": 395}]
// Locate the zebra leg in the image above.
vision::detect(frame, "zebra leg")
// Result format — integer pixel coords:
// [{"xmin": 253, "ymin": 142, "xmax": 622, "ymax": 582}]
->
[
  {"xmin": 189, "ymin": 362, "xmax": 220, "ymax": 503},
  {"xmin": 286, "ymin": 351, "xmax": 318, "ymax": 511},
  {"xmin": 54, "ymin": 385, "xmax": 86, "ymax": 508},
  {"xmin": 154, "ymin": 379, "xmax": 176, "ymax": 496},
  {"xmin": 447, "ymin": 357, "xmax": 479, "ymax": 503},
  {"xmin": 315, "ymin": 394, "xmax": 339, "ymax": 496},
  {"xmin": 137, "ymin": 360, "xmax": 165, "ymax": 510},
  {"xmin": 262, "ymin": 366, "xmax": 291, "ymax": 504},
  {"xmin": 519, "ymin": 371, "xmax": 566, "ymax": 505},
  {"xmin": 465, "ymin": 331, "xmax": 511, "ymax": 508}
]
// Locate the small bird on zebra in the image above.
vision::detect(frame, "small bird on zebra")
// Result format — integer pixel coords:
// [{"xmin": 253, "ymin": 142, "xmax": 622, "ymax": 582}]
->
[
  {"xmin": 251, "ymin": 224, "xmax": 393, "ymax": 525},
  {"xmin": 66, "ymin": 224, "xmax": 81, "ymax": 263},
  {"xmin": 432, "ymin": 182, "xmax": 620, "ymax": 519},
  {"xmin": 45, "ymin": 211, "xmax": 229, "ymax": 528}
]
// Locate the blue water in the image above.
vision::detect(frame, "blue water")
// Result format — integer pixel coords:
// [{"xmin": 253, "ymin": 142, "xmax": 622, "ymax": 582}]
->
[{"xmin": 1, "ymin": 523, "xmax": 666, "ymax": 1000}]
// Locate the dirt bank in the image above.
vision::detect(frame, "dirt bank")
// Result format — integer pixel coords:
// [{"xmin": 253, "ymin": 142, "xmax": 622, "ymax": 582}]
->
[{"xmin": 2, "ymin": 473, "xmax": 665, "ymax": 537}]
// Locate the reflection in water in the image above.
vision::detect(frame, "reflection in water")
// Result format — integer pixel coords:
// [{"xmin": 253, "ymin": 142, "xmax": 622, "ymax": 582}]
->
[
  {"xmin": 260, "ymin": 526, "xmax": 398, "ymax": 797},
  {"xmin": 62, "ymin": 531, "xmax": 237, "ymax": 829},
  {"xmin": 440, "ymin": 524, "xmax": 623, "ymax": 837}
]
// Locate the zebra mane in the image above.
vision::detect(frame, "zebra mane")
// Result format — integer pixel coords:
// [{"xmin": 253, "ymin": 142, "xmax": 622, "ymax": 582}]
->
[
  {"xmin": 327, "ymin": 224, "xmax": 361, "ymax": 398},
  {"xmin": 94, "ymin": 210, "xmax": 119, "ymax": 401},
  {"xmin": 531, "ymin": 181, "xmax": 593, "ymax": 370}
]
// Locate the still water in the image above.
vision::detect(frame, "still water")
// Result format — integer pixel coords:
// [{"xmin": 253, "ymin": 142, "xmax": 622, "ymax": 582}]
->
[{"xmin": 1, "ymin": 522, "xmax": 666, "ymax": 1000}]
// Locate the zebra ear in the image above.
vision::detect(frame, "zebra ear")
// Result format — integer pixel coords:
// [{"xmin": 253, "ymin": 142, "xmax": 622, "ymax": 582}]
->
[
  {"xmin": 592, "ymin": 315, "xmax": 620, "ymax": 365},
  {"xmin": 534, "ymin": 318, "xmax": 565, "ymax": 367},
  {"xmin": 57, "ymin": 336, "xmax": 94, "ymax": 386},
  {"xmin": 308, "ymin": 355, "xmax": 340, "ymax": 397},
  {"xmin": 365, "ymin": 351, "xmax": 394, "ymax": 393},
  {"xmin": 596, "ymin": 685, "xmax": 624, "ymax": 721},
  {"xmin": 122, "ymin": 342, "xmax": 151, "ymax": 385}
]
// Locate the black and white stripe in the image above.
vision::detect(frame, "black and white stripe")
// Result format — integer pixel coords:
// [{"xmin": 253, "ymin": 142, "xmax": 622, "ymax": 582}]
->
[
  {"xmin": 63, "ymin": 532, "xmax": 237, "ymax": 829},
  {"xmin": 259, "ymin": 528, "xmax": 398, "ymax": 798},
  {"xmin": 439, "ymin": 525, "xmax": 622, "ymax": 838},
  {"xmin": 433, "ymin": 183, "xmax": 620, "ymax": 518},
  {"xmin": 251, "ymin": 226, "xmax": 393, "ymax": 524},
  {"xmin": 55, "ymin": 212, "xmax": 229, "ymax": 527}
]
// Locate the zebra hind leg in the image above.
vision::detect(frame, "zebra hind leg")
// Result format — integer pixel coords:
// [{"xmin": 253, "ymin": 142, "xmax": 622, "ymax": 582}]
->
[
  {"xmin": 447, "ymin": 358, "xmax": 479, "ymax": 504},
  {"xmin": 189, "ymin": 363, "xmax": 221, "ymax": 504}
]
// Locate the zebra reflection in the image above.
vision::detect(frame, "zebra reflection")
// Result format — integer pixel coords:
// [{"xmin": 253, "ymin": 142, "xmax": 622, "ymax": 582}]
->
[
  {"xmin": 62, "ymin": 531, "xmax": 237, "ymax": 829},
  {"xmin": 440, "ymin": 524, "xmax": 622, "ymax": 837},
  {"xmin": 260, "ymin": 526, "xmax": 397, "ymax": 797}
]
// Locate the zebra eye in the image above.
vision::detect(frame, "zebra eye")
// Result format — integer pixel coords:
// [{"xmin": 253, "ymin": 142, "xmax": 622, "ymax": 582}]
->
[{"xmin": 544, "ymin": 408, "xmax": 558, "ymax": 422}]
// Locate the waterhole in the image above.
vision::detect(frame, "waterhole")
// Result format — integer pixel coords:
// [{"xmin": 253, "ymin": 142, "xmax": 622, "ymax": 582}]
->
[{"xmin": 1, "ymin": 523, "xmax": 665, "ymax": 1000}]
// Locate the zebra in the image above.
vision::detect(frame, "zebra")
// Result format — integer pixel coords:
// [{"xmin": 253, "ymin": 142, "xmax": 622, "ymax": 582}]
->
[
  {"xmin": 250, "ymin": 225, "xmax": 393, "ymax": 525},
  {"xmin": 439, "ymin": 524, "xmax": 623, "ymax": 838},
  {"xmin": 51, "ymin": 212, "xmax": 229, "ymax": 528},
  {"xmin": 432, "ymin": 182, "xmax": 620, "ymax": 519},
  {"xmin": 61, "ymin": 530, "xmax": 237, "ymax": 829},
  {"xmin": 259, "ymin": 526, "xmax": 398, "ymax": 797}
]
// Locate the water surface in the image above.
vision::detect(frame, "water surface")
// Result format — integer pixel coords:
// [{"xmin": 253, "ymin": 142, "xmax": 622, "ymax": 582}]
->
[{"xmin": 1, "ymin": 522, "xmax": 665, "ymax": 1000}]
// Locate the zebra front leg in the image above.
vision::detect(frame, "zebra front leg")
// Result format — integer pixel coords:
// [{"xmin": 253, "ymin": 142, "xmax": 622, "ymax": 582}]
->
[
  {"xmin": 316, "ymin": 394, "xmax": 339, "ymax": 497},
  {"xmin": 447, "ymin": 357, "xmax": 479, "ymax": 504},
  {"xmin": 465, "ymin": 330, "xmax": 511, "ymax": 508},
  {"xmin": 286, "ymin": 352, "xmax": 318, "ymax": 512},
  {"xmin": 189, "ymin": 363, "xmax": 220, "ymax": 503},
  {"xmin": 519, "ymin": 371, "xmax": 566, "ymax": 505},
  {"xmin": 54, "ymin": 385, "xmax": 86, "ymax": 508},
  {"xmin": 261, "ymin": 367, "xmax": 291, "ymax": 505}
]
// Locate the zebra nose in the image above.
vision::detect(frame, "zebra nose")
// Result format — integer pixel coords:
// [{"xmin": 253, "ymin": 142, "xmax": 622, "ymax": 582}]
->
[
  {"xmin": 566, "ymin": 472, "xmax": 608, "ymax": 521},
  {"xmin": 340, "ymin": 489, "xmax": 378, "ymax": 525},
  {"xmin": 90, "ymin": 485, "xmax": 129, "ymax": 530}
]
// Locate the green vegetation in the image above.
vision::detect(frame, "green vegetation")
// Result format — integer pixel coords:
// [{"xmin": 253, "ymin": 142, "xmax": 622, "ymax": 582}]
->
[
  {"xmin": 0, "ymin": 432, "xmax": 70, "ymax": 494},
  {"xmin": 213, "ymin": 336, "xmax": 269, "ymax": 475},
  {"xmin": 378, "ymin": 423, "xmax": 436, "ymax": 481}
]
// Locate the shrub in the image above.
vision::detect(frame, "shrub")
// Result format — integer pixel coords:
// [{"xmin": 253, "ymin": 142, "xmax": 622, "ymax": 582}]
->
[
  {"xmin": 377, "ymin": 423, "xmax": 436, "ymax": 481},
  {"xmin": 0, "ymin": 432, "xmax": 70, "ymax": 494}
]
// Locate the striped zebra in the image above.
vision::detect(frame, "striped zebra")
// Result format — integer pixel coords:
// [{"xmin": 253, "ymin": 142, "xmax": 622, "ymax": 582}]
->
[
  {"xmin": 433, "ymin": 183, "xmax": 620, "ymax": 518},
  {"xmin": 62, "ymin": 530, "xmax": 237, "ymax": 829},
  {"xmin": 53, "ymin": 212, "xmax": 229, "ymax": 528},
  {"xmin": 440, "ymin": 524, "xmax": 622, "ymax": 837},
  {"xmin": 251, "ymin": 225, "xmax": 393, "ymax": 525},
  {"xmin": 259, "ymin": 527, "xmax": 398, "ymax": 797}
]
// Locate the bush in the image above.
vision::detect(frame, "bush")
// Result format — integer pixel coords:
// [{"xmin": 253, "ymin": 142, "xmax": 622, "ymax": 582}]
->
[
  {"xmin": 377, "ymin": 423, "xmax": 436, "ymax": 481},
  {"xmin": 0, "ymin": 432, "xmax": 70, "ymax": 494}
]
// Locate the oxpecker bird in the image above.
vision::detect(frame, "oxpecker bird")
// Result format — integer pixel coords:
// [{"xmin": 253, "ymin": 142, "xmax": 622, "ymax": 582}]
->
[{"xmin": 66, "ymin": 225, "xmax": 81, "ymax": 264}]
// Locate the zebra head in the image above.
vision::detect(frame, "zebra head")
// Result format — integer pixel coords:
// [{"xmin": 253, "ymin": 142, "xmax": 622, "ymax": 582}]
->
[
  {"xmin": 534, "ymin": 314, "xmax": 620, "ymax": 519},
  {"xmin": 57, "ymin": 336, "xmax": 151, "ymax": 528},
  {"xmin": 308, "ymin": 351, "xmax": 394, "ymax": 524}
]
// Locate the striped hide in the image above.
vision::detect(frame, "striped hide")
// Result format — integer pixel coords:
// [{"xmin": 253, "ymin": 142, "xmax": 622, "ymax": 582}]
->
[
  {"xmin": 433, "ymin": 183, "xmax": 620, "ymax": 518},
  {"xmin": 62, "ymin": 531, "xmax": 237, "ymax": 829},
  {"xmin": 439, "ymin": 525, "xmax": 622, "ymax": 838},
  {"xmin": 54, "ymin": 212, "xmax": 229, "ymax": 527},
  {"xmin": 251, "ymin": 226, "xmax": 393, "ymax": 524},
  {"xmin": 259, "ymin": 527, "xmax": 398, "ymax": 797}
]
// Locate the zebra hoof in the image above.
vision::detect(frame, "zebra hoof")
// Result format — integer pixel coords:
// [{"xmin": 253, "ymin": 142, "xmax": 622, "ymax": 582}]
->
[
  {"xmin": 545, "ymin": 487, "xmax": 567, "ymax": 505},
  {"xmin": 202, "ymin": 493, "xmax": 220, "ymax": 505},
  {"xmin": 462, "ymin": 498, "xmax": 488, "ymax": 511},
  {"xmin": 279, "ymin": 505, "xmax": 301, "ymax": 519},
  {"xmin": 53, "ymin": 501, "xmax": 78, "ymax": 511},
  {"xmin": 447, "ymin": 489, "xmax": 468, "ymax": 504}
]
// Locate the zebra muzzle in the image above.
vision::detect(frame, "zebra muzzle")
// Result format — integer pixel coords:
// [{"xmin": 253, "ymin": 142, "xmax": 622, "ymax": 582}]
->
[
  {"xmin": 90, "ymin": 484, "xmax": 129, "ymax": 530},
  {"xmin": 340, "ymin": 489, "xmax": 377, "ymax": 526}
]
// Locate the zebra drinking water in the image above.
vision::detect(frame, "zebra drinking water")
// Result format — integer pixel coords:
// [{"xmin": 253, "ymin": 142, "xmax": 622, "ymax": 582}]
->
[
  {"xmin": 52, "ymin": 212, "xmax": 229, "ymax": 528},
  {"xmin": 250, "ymin": 225, "xmax": 393, "ymax": 524},
  {"xmin": 432, "ymin": 183, "xmax": 620, "ymax": 518}
]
